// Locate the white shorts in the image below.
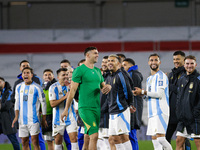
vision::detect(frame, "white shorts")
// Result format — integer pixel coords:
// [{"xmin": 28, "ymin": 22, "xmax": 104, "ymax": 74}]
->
[
  {"xmin": 44, "ymin": 131, "xmax": 54, "ymax": 141},
  {"xmin": 79, "ymin": 126, "xmax": 85, "ymax": 134},
  {"xmin": 146, "ymin": 114, "xmax": 169, "ymax": 136},
  {"xmin": 67, "ymin": 106, "xmax": 78, "ymax": 133},
  {"xmin": 99, "ymin": 128, "xmax": 109, "ymax": 139},
  {"xmin": 52, "ymin": 124, "xmax": 66, "ymax": 136},
  {"xmin": 109, "ymin": 108, "xmax": 130, "ymax": 136},
  {"xmin": 19, "ymin": 122, "xmax": 40, "ymax": 137},
  {"xmin": 53, "ymin": 123, "xmax": 78, "ymax": 137},
  {"xmin": 66, "ymin": 119, "xmax": 78, "ymax": 133},
  {"xmin": 176, "ymin": 127, "xmax": 200, "ymax": 139}
]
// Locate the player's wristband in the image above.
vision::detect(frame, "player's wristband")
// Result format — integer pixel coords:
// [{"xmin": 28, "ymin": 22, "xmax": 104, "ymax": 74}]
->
[{"xmin": 141, "ymin": 89, "xmax": 144, "ymax": 95}]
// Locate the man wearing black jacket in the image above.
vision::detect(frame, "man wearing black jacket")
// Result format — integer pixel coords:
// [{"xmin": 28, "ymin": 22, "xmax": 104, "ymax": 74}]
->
[
  {"xmin": 122, "ymin": 58, "xmax": 143, "ymax": 150},
  {"xmin": 166, "ymin": 51, "xmax": 185, "ymax": 142},
  {"xmin": 98, "ymin": 56, "xmax": 110, "ymax": 150},
  {"xmin": 106, "ymin": 54, "xmax": 135, "ymax": 150},
  {"xmin": 176, "ymin": 55, "xmax": 200, "ymax": 150},
  {"xmin": 0, "ymin": 77, "xmax": 20, "ymax": 150}
]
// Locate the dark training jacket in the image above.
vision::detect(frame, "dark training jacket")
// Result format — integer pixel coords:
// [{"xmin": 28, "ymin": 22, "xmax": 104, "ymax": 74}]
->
[
  {"xmin": 106, "ymin": 69, "xmax": 134, "ymax": 115},
  {"xmin": 0, "ymin": 82, "xmax": 17, "ymax": 135},
  {"xmin": 128, "ymin": 65, "xmax": 143, "ymax": 130},
  {"xmin": 176, "ymin": 70, "xmax": 200, "ymax": 125},
  {"xmin": 168, "ymin": 66, "xmax": 185, "ymax": 124},
  {"xmin": 100, "ymin": 70, "xmax": 110, "ymax": 128}
]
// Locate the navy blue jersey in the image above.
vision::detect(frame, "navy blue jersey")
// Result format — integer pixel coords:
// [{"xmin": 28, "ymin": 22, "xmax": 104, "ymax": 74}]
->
[{"xmin": 106, "ymin": 69, "xmax": 134, "ymax": 114}]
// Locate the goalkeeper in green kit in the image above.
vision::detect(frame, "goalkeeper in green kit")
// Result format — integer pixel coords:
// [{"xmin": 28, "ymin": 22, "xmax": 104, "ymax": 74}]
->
[{"xmin": 61, "ymin": 47, "xmax": 111, "ymax": 150}]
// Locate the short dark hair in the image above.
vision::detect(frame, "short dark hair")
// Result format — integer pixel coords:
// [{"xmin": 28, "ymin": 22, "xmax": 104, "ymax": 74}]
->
[
  {"xmin": 116, "ymin": 54, "xmax": 126, "ymax": 59},
  {"xmin": 20, "ymin": 60, "xmax": 29, "ymax": 66},
  {"xmin": 56, "ymin": 68, "xmax": 68, "ymax": 75},
  {"xmin": 22, "ymin": 67, "xmax": 33, "ymax": 74},
  {"xmin": 84, "ymin": 47, "xmax": 97, "ymax": 56},
  {"xmin": 78, "ymin": 59, "xmax": 85, "ymax": 66},
  {"xmin": 173, "ymin": 51, "xmax": 185, "ymax": 57},
  {"xmin": 148, "ymin": 53, "xmax": 160, "ymax": 60},
  {"xmin": 103, "ymin": 56, "xmax": 108, "ymax": 59},
  {"xmin": 184, "ymin": 55, "xmax": 196, "ymax": 61},
  {"xmin": 108, "ymin": 54, "xmax": 121, "ymax": 62},
  {"xmin": 0, "ymin": 77, "xmax": 5, "ymax": 82},
  {"xmin": 123, "ymin": 58, "xmax": 135, "ymax": 66},
  {"xmin": 43, "ymin": 69, "xmax": 53, "ymax": 74},
  {"xmin": 60, "ymin": 59, "xmax": 71, "ymax": 65}
]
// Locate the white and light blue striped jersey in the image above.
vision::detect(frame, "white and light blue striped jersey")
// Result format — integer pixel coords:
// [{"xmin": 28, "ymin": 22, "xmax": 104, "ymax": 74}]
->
[
  {"xmin": 49, "ymin": 82, "xmax": 71, "ymax": 126},
  {"xmin": 15, "ymin": 82, "xmax": 46, "ymax": 125},
  {"xmin": 146, "ymin": 70, "xmax": 169, "ymax": 118}
]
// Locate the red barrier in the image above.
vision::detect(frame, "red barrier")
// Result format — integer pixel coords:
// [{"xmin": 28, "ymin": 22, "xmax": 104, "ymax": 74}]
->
[
  {"xmin": 159, "ymin": 41, "xmax": 189, "ymax": 51},
  {"xmin": 0, "ymin": 42, "xmax": 122, "ymax": 53},
  {"xmin": 124, "ymin": 41, "xmax": 154, "ymax": 51},
  {"xmin": 0, "ymin": 41, "xmax": 200, "ymax": 53}
]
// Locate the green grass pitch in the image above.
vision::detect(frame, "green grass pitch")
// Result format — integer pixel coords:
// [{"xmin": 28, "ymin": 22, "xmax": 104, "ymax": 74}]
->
[{"xmin": 0, "ymin": 140, "xmax": 197, "ymax": 150}]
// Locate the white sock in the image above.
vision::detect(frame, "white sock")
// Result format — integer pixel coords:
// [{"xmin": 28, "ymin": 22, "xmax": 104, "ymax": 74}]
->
[
  {"xmin": 123, "ymin": 140, "xmax": 132, "ymax": 150},
  {"xmin": 71, "ymin": 142, "xmax": 79, "ymax": 150},
  {"xmin": 103, "ymin": 138, "xmax": 110, "ymax": 150},
  {"xmin": 157, "ymin": 137, "xmax": 173, "ymax": 150},
  {"xmin": 97, "ymin": 139, "xmax": 104, "ymax": 150},
  {"xmin": 152, "ymin": 139, "xmax": 163, "ymax": 150},
  {"xmin": 115, "ymin": 143, "xmax": 125, "ymax": 150},
  {"xmin": 100, "ymin": 139, "xmax": 109, "ymax": 150},
  {"xmin": 55, "ymin": 144, "xmax": 63, "ymax": 150}
]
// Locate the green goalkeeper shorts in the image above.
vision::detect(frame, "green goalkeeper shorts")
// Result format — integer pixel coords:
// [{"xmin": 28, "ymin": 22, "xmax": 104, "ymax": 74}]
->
[{"xmin": 78, "ymin": 107, "xmax": 100, "ymax": 135}]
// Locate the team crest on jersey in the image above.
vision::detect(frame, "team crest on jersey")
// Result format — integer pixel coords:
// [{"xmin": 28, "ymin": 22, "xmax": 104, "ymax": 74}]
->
[
  {"xmin": 93, "ymin": 122, "xmax": 96, "ymax": 127},
  {"xmin": 158, "ymin": 81, "xmax": 163, "ymax": 86},
  {"xmin": 20, "ymin": 90, "xmax": 23, "ymax": 93},
  {"xmin": 25, "ymin": 89, "xmax": 28, "ymax": 94},
  {"xmin": 63, "ymin": 90, "xmax": 67, "ymax": 94},
  {"xmin": 59, "ymin": 92, "xmax": 62, "ymax": 95},
  {"xmin": 29, "ymin": 89, "xmax": 33, "ymax": 94},
  {"xmin": 189, "ymin": 82, "xmax": 193, "ymax": 89}
]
